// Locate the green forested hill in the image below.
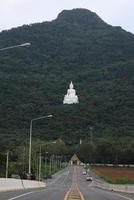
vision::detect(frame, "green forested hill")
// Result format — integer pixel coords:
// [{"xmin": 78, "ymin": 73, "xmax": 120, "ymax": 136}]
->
[{"xmin": 0, "ymin": 8, "xmax": 134, "ymax": 145}]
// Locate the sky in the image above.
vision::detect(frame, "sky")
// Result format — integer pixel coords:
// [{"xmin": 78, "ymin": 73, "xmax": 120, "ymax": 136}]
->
[{"xmin": 0, "ymin": 0, "xmax": 134, "ymax": 34}]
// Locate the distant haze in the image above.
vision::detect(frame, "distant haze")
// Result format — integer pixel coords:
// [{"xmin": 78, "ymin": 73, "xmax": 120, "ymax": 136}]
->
[{"xmin": 0, "ymin": 0, "xmax": 134, "ymax": 34}]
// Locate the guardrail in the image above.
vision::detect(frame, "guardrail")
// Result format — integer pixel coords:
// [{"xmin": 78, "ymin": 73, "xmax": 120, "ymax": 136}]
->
[
  {"xmin": 0, "ymin": 178, "xmax": 46, "ymax": 192},
  {"xmin": 91, "ymin": 180, "xmax": 134, "ymax": 194}
]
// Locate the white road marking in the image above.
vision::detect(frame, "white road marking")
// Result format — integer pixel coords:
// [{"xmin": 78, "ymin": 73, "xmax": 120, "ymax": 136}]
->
[
  {"xmin": 62, "ymin": 170, "xmax": 70, "ymax": 185},
  {"xmin": 113, "ymin": 193, "xmax": 134, "ymax": 200},
  {"xmin": 91, "ymin": 187, "xmax": 134, "ymax": 200},
  {"xmin": 7, "ymin": 189, "xmax": 45, "ymax": 200},
  {"xmin": 47, "ymin": 169, "xmax": 69, "ymax": 186}
]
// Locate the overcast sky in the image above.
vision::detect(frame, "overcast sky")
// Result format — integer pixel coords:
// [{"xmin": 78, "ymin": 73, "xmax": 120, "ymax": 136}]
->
[{"xmin": 1, "ymin": 0, "xmax": 134, "ymax": 33}]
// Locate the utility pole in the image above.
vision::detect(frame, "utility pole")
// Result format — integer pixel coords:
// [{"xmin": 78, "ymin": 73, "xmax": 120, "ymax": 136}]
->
[
  {"xmin": 53, "ymin": 155, "xmax": 56, "ymax": 173},
  {"xmin": 36, "ymin": 153, "xmax": 39, "ymax": 181},
  {"xmin": 49, "ymin": 156, "xmax": 52, "ymax": 176},
  {"xmin": 6, "ymin": 151, "xmax": 9, "ymax": 178},
  {"xmin": 22, "ymin": 147, "xmax": 25, "ymax": 174},
  {"xmin": 39, "ymin": 146, "xmax": 42, "ymax": 181},
  {"xmin": 44, "ymin": 152, "xmax": 48, "ymax": 178},
  {"xmin": 60, "ymin": 155, "xmax": 62, "ymax": 169},
  {"xmin": 89, "ymin": 127, "xmax": 93, "ymax": 143}
]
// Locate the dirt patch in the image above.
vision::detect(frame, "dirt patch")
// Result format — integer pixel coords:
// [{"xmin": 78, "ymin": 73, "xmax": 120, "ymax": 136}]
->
[{"xmin": 93, "ymin": 166, "xmax": 134, "ymax": 181}]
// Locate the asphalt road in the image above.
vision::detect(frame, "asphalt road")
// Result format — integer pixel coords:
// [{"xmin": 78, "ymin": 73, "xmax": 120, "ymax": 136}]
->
[{"xmin": 0, "ymin": 166, "xmax": 134, "ymax": 200}]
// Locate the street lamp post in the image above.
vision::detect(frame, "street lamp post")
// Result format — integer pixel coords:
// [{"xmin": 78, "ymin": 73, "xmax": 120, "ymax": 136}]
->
[
  {"xmin": 0, "ymin": 43, "xmax": 31, "ymax": 51},
  {"xmin": 28, "ymin": 115, "xmax": 53, "ymax": 176}
]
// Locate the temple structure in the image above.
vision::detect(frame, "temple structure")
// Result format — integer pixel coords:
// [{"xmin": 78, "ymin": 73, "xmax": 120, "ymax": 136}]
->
[
  {"xmin": 63, "ymin": 81, "xmax": 79, "ymax": 104},
  {"xmin": 69, "ymin": 154, "xmax": 81, "ymax": 165}
]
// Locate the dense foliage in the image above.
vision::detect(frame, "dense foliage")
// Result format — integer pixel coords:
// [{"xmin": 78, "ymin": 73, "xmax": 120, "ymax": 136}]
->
[
  {"xmin": 0, "ymin": 8, "xmax": 134, "ymax": 149},
  {"xmin": 0, "ymin": 138, "xmax": 133, "ymax": 178}
]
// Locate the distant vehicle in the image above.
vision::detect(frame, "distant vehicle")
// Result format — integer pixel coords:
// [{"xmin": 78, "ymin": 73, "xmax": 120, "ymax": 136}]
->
[
  {"xmin": 46, "ymin": 174, "xmax": 52, "ymax": 179},
  {"xmin": 11, "ymin": 174, "xmax": 20, "ymax": 179},
  {"xmin": 87, "ymin": 169, "xmax": 90, "ymax": 172},
  {"xmin": 80, "ymin": 162, "xmax": 84, "ymax": 166},
  {"xmin": 82, "ymin": 171, "xmax": 87, "ymax": 175},
  {"xmin": 86, "ymin": 176, "xmax": 93, "ymax": 181}
]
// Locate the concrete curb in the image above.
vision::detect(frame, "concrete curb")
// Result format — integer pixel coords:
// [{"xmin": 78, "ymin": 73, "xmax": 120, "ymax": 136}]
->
[
  {"xmin": 91, "ymin": 180, "xmax": 134, "ymax": 194},
  {"xmin": 0, "ymin": 178, "xmax": 46, "ymax": 192}
]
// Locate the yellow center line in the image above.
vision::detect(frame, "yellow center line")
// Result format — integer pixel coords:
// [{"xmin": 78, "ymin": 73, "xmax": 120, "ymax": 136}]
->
[
  {"xmin": 64, "ymin": 185, "xmax": 85, "ymax": 200},
  {"xmin": 64, "ymin": 167, "xmax": 85, "ymax": 200}
]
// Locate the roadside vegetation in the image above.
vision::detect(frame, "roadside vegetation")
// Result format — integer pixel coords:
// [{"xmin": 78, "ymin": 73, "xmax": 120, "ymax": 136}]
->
[
  {"xmin": 0, "ymin": 139, "xmax": 68, "ymax": 180},
  {"xmin": 0, "ymin": 138, "xmax": 134, "ymax": 180}
]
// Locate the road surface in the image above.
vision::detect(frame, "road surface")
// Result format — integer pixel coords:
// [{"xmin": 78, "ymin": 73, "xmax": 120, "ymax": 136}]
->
[{"xmin": 0, "ymin": 166, "xmax": 134, "ymax": 200}]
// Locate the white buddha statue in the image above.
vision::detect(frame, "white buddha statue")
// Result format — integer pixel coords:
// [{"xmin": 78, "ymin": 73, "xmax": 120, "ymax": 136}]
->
[{"xmin": 63, "ymin": 81, "xmax": 79, "ymax": 104}]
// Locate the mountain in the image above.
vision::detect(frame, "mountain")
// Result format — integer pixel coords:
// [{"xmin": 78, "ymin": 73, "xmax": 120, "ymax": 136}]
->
[{"xmin": 0, "ymin": 8, "xmax": 134, "ymax": 145}]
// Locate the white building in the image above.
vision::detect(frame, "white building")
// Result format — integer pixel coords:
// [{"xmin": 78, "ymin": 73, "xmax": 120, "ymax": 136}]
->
[{"xmin": 69, "ymin": 154, "xmax": 81, "ymax": 165}]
